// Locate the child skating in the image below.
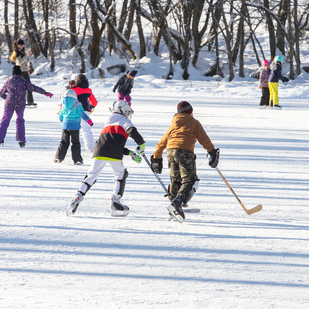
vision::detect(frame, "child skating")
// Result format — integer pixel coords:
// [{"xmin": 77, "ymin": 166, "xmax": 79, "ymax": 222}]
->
[
  {"xmin": 259, "ymin": 60, "xmax": 271, "ymax": 108},
  {"xmin": 268, "ymin": 56, "xmax": 289, "ymax": 109},
  {"xmin": 72, "ymin": 74, "xmax": 98, "ymax": 152},
  {"xmin": 113, "ymin": 70, "xmax": 137, "ymax": 106},
  {"xmin": 150, "ymin": 101, "xmax": 219, "ymax": 223},
  {"xmin": 0, "ymin": 65, "xmax": 53, "ymax": 147},
  {"xmin": 54, "ymin": 89, "xmax": 93, "ymax": 165},
  {"xmin": 66, "ymin": 100, "xmax": 145, "ymax": 217}
]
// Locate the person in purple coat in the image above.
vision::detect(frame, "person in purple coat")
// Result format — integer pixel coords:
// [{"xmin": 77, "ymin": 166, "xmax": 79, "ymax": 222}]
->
[{"xmin": 0, "ymin": 66, "xmax": 53, "ymax": 147}]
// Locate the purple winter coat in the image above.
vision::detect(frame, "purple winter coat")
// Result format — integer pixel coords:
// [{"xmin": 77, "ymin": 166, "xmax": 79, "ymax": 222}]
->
[{"xmin": 0, "ymin": 74, "xmax": 46, "ymax": 109}]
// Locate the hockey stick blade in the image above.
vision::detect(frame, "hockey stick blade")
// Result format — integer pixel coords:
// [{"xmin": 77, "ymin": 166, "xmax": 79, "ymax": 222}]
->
[
  {"xmin": 245, "ymin": 204, "xmax": 263, "ymax": 215},
  {"xmin": 216, "ymin": 167, "xmax": 263, "ymax": 215}
]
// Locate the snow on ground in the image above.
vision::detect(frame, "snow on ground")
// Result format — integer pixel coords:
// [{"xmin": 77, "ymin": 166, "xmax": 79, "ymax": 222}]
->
[{"xmin": 0, "ymin": 73, "xmax": 308, "ymax": 308}]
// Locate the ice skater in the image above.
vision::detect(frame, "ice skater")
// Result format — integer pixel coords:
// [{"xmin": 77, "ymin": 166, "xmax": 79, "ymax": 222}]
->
[
  {"xmin": 268, "ymin": 56, "xmax": 289, "ymax": 109},
  {"xmin": 259, "ymin": 60, "xmax": 271, "ymax": 108},
  {"xmin": 66, "ymin": 100, "xmax": 145, "ymax": 217},
  {"xmin": 113, "ymin": 70, "xmax": 137, "ymax": 106},
  {"xmin": 0, "ymin": 65, "xmax": 53, "ymax": 147},
  {"xmin": 72, "ymin": 74, "xmax": 98, "ymax": 152},
  {"xmin": 150, "ymin": 101, "xmax": 219, "ymax": 223},
  {"xmin": 54, "ymin": 89, "xmax": 93, "ymax": 165}
]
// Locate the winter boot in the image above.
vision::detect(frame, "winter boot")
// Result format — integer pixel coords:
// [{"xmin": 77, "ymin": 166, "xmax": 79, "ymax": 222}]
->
[
  {"xmin": 110, "ymin": 195, "xmax": 129, "ymax": 217},
  {"xmin": 66, "ymin": 192, "xmax": 83, "ymax": 216},
  {"xmin": 167, "ymin": 195, "xmax": 185, "ymax": 223},
  {"xmin": 19, "ymin": 141, "xmax": 25, "ymax": 148}
]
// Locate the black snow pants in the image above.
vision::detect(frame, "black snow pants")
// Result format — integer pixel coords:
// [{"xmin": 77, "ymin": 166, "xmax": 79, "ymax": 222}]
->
[{"xmin": 55, "ymin": 129, "xmax": 83, "ymax": 163}]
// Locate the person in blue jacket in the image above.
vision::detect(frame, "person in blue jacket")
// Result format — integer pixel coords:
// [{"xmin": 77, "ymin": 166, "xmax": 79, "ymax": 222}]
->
[
  {"xmin": 268, "ymin": 56, "xmax": 289, "ymax": 109},
  {"xmin": 54, "ymin": 89, "xmax": 93, "ymax": 165}
]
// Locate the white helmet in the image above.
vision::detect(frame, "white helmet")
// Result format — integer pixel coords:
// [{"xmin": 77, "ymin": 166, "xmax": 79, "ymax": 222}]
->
[
  {"xmin": 111, "ymin": 100, "xmax": 134, "ymax": 119},
  {"xmin": 64, "ymin": 89, "xmax": 77, "ymax": 100}
]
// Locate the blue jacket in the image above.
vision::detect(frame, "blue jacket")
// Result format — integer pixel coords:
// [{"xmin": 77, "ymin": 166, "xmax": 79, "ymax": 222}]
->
[{"xmin": 59, "ymin": 97, "xmax": 90, "ymax": 130}]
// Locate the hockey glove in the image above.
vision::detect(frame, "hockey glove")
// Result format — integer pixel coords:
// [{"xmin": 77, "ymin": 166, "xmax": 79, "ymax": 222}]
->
[
  {"xmin": 44, "ymin": 92, "xmax": 53, "ymax": 98},
  {"xmin": 208, "ymin": 148, "xmax": 220, "ymax": 168},
  {"xmin": 150, "ymin": 156, "xmax": 163, "ymax": 174},
  {"xmin": 136, "ymin": 143, "xmax": 145, "ymax": 155},
  {"xmin": 129, "ymin": 151, "xmax": 142, "ymax": 163},
  {"xmin": 87, "ymin": 119, "xmax": 93, "ymax": 126}
]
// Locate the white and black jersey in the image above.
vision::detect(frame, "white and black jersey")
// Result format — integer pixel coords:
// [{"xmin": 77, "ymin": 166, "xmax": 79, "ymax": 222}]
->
[{"xmin": 93, "ymin": 113, "xmax": 144, "ymax": 160}]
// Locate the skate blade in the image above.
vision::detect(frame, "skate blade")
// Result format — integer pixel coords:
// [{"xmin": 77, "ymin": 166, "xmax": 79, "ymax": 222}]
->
[
  {"xmin": 110, "ymin": 209, "xmax": 129, "ymax": 217},
  {"xmin": 183, "ymin": 208, "xmax": 200, "ymax": 213},
  {"xmin": 167, "ymin": 206, "xmax": 184, "ymax": 223},
  {"xmin": 66, "ymin": 201, "xmax": 78, "ymax": 216}
]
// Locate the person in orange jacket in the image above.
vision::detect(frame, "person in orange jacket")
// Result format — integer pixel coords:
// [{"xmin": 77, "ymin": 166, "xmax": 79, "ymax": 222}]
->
[
  {"xmin": 72, "ymin": 74, "xmax": 98, "ymax": 152},
  {"xmin": 150, "ymin": 101, "xmax": 220, "ymax": 223}
]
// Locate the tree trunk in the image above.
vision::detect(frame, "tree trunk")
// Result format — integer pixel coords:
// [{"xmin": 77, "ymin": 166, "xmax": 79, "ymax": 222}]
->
[
  {"xmin": 22, "ymin": 0, "xmax": 42, "ymax": 59},
  {"xmin": 276, "ymin": 0, "xmax": 289, "ymax": 55},
  {"xmin": 118, "ymin": 0, "xmax": 128, "ymax": 34},
  {"xmin": 135, "ymin": 0, "xmax": 146, "ymax": 59},
  {"xmin": 4, "ymin": 0, "xmax": 13, "ymax": 54},
  {"xmin": 264, "ymin": 0, "xmax": 276, "ymax": 61},
  {"xmin": 42, "ymin": 0, "xmax": 49, "ymax": 58},
  {"xmin": 69, "ymin": 0, "xmax": 77, "ymax": 49},
  {"xmin": 294, "ymin": 0, "xmax": 301, "ymax": 75},
  {"xmin": 14, "ymin": 0, "xmax": 19, "ymax": 39}
]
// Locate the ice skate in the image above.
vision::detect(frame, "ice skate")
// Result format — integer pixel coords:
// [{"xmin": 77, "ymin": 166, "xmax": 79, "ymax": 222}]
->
[
  {"xmin": 110, "ymin": 195, "xmax": 129, "ymax": 217},
  {"xmin": 167, "ymin": 196, "xmax": 185, "ymax": 223},
  {"xmin": 66, "ymin": 192, "xmax": 83, "ymax": 216}
]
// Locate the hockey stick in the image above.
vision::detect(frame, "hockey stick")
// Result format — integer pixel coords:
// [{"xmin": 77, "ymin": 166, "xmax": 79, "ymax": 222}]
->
[
  {"xmin": 142, "ymin": 154, "xmax": 169, "ymax": 194},
  {"xmin": 216, "ymin": 167, "xmax": 263, "ymax": 215}
]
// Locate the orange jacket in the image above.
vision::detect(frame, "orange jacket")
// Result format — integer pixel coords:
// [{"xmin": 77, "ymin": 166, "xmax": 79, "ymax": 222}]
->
[{"xmin": 153, "ymin": 113, "xmax": 214, "ymax": 159}]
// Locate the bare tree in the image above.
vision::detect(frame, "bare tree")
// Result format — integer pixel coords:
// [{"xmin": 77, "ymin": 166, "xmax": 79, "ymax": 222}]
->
[{"xmin": 4, "ymin": 0, "xmax": 13, "ymax": 54}]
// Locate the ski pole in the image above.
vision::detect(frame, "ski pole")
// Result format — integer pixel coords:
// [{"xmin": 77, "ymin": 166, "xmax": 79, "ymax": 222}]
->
[
  {"xmin": 216, "ymin": 167, "xmax": 263, "ymax": 215},
  {"xmin": 142, "ymin": 154, "xmax": 169, "ymax": 195}
]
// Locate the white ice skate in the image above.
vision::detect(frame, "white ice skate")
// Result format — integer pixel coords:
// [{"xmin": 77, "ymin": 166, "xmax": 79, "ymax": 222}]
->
[
  {"xmin": 110, "ymin": 195, "xmax": 129, "ymax": 217},
  {"xmin": 66, "ymin": 192, "xmax": 83, "ymax": 216}
]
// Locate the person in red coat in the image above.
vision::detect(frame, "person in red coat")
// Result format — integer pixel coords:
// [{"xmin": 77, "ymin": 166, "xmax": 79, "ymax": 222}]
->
[{"xmin": 72, "ymin": 74, "xmax": 98, "ymax": 152}]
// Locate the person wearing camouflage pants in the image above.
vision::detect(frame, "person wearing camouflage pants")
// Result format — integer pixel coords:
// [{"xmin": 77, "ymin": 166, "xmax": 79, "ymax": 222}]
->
[{"xmin": 150, "ymin": 101, "xmax": 220, "ymax": 222}]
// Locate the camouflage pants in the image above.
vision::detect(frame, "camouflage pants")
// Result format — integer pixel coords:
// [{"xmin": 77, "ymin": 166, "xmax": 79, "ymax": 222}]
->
[{"xmin": 167, "ymin": 149, "xmax": 198, "ymax": 202}]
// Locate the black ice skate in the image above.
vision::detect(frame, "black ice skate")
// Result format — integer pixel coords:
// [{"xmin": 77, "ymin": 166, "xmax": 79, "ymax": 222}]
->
[
  {"xmin": 167, "ymin": 196, "xmax": 185, "ymax": 223},
  {"xmin": 110, "ymin": 195, "xmax": 129, "ymax": 217}
]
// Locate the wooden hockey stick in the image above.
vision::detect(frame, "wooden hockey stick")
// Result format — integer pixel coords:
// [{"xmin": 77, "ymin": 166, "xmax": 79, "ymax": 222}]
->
[{"xmin": 216, "ymin": 167, "xmax": 263, "ymax": 215}]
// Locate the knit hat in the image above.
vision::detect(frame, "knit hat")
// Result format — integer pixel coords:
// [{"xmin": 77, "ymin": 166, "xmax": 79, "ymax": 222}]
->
[
  {"xmin": 129, "ymin": 70, "xmax": 137, "ymax": 77},
  {"xmin": 12, "ymin": 65, "xmax": 21, "ymax": 76},
  {"xmin": 64, "ymin": 89, "xmax": 77, "ymax": 100},
  {"xmin": 262, "ymin": 60, "xmax": 269, "ymax": 66},
  {"xmin": 16, "ymin": 39, "xmax": 25, "ymax": 45},
  {"xmin": 177, "ymin": 101, "xmax": 193, "ymax": 114}
]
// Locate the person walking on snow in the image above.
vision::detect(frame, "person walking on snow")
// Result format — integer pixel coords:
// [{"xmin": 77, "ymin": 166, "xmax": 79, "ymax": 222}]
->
[
  {"xmin": 66, "ymin": 100, "xmax": 145, "ymax": 217},
  {"xmin": 0, "ymin": 65, "xmax": 53, "ymax": 147},
  {"xmin": 113, "ymin": 70, "xmax": 137, "ymax": 106},
  {"xmin": 10, "ymin": 38, "xmax": 37, "ymax": 107},
  {"xmin": 268, "ymin": 56, "xmax": 289, "ymax": 109},
  {"xmin": 72, "ymin": 74, "xmax": 98, "ymax": 152},
  {"xmin": 259, "ymin": 59, "xmax": 271, "ymax": 108},
  {"xmin": 150, "ymin": 101, "xmax": 220, "ymax": 223},
  {"xmin": 54, "ymin": 89, "xmax": 93, "ymax": 165}
]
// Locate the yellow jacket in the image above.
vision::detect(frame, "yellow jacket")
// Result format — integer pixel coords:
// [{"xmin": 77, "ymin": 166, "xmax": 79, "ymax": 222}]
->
[{"xmin": 153, "ymin": 113, "xmax": 214, "ymax": 159}]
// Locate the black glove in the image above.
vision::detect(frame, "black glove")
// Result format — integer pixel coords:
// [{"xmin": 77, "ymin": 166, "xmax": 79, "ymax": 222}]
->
[
  {"xmin": 112, "ymin": 87, "xmax": 116, "ymax": 93},
  {"xmin": 208, "ymin": 148, "xmax": 220, "ymax": 168},
  {"xmin": 283, "ymin": 77, "xmax": 289, "ymax": 83},
  {"xmin": 150, "ymin": 155, "xmax": 163, "ymax": 174}
]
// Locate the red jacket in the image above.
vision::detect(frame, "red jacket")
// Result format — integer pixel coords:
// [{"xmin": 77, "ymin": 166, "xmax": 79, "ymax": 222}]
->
[{"xmin": 73, "ymin": 80, "xmax": 97, "ymax": 112}]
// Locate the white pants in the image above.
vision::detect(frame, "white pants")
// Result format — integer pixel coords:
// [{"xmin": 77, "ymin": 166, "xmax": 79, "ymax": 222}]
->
[
  {"xmin": 81, "ymin": 111, "xmax": 95, "ymax": 152},
  {"xmin": 79, "ymin": 159, "xmax": 125, "ymax": 198}
]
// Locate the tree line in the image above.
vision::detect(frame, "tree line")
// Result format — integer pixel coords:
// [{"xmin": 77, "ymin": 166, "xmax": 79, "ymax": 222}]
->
[{"xmin": 1, "ymin": 0, "xmax": 309, "ymax": 81}]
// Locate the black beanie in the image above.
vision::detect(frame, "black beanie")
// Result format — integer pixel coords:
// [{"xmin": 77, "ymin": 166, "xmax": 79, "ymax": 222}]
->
[
  {"xmin": 177, "ymin": 101, "xmax": 193, "ymax": 114},
  {"xmin": 16, "ymin": 39, "xmax": 25, "ymax": 45},
  {"xmin": 12, "ymin": 66, "xmax": 22, "ymax": 76}
]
